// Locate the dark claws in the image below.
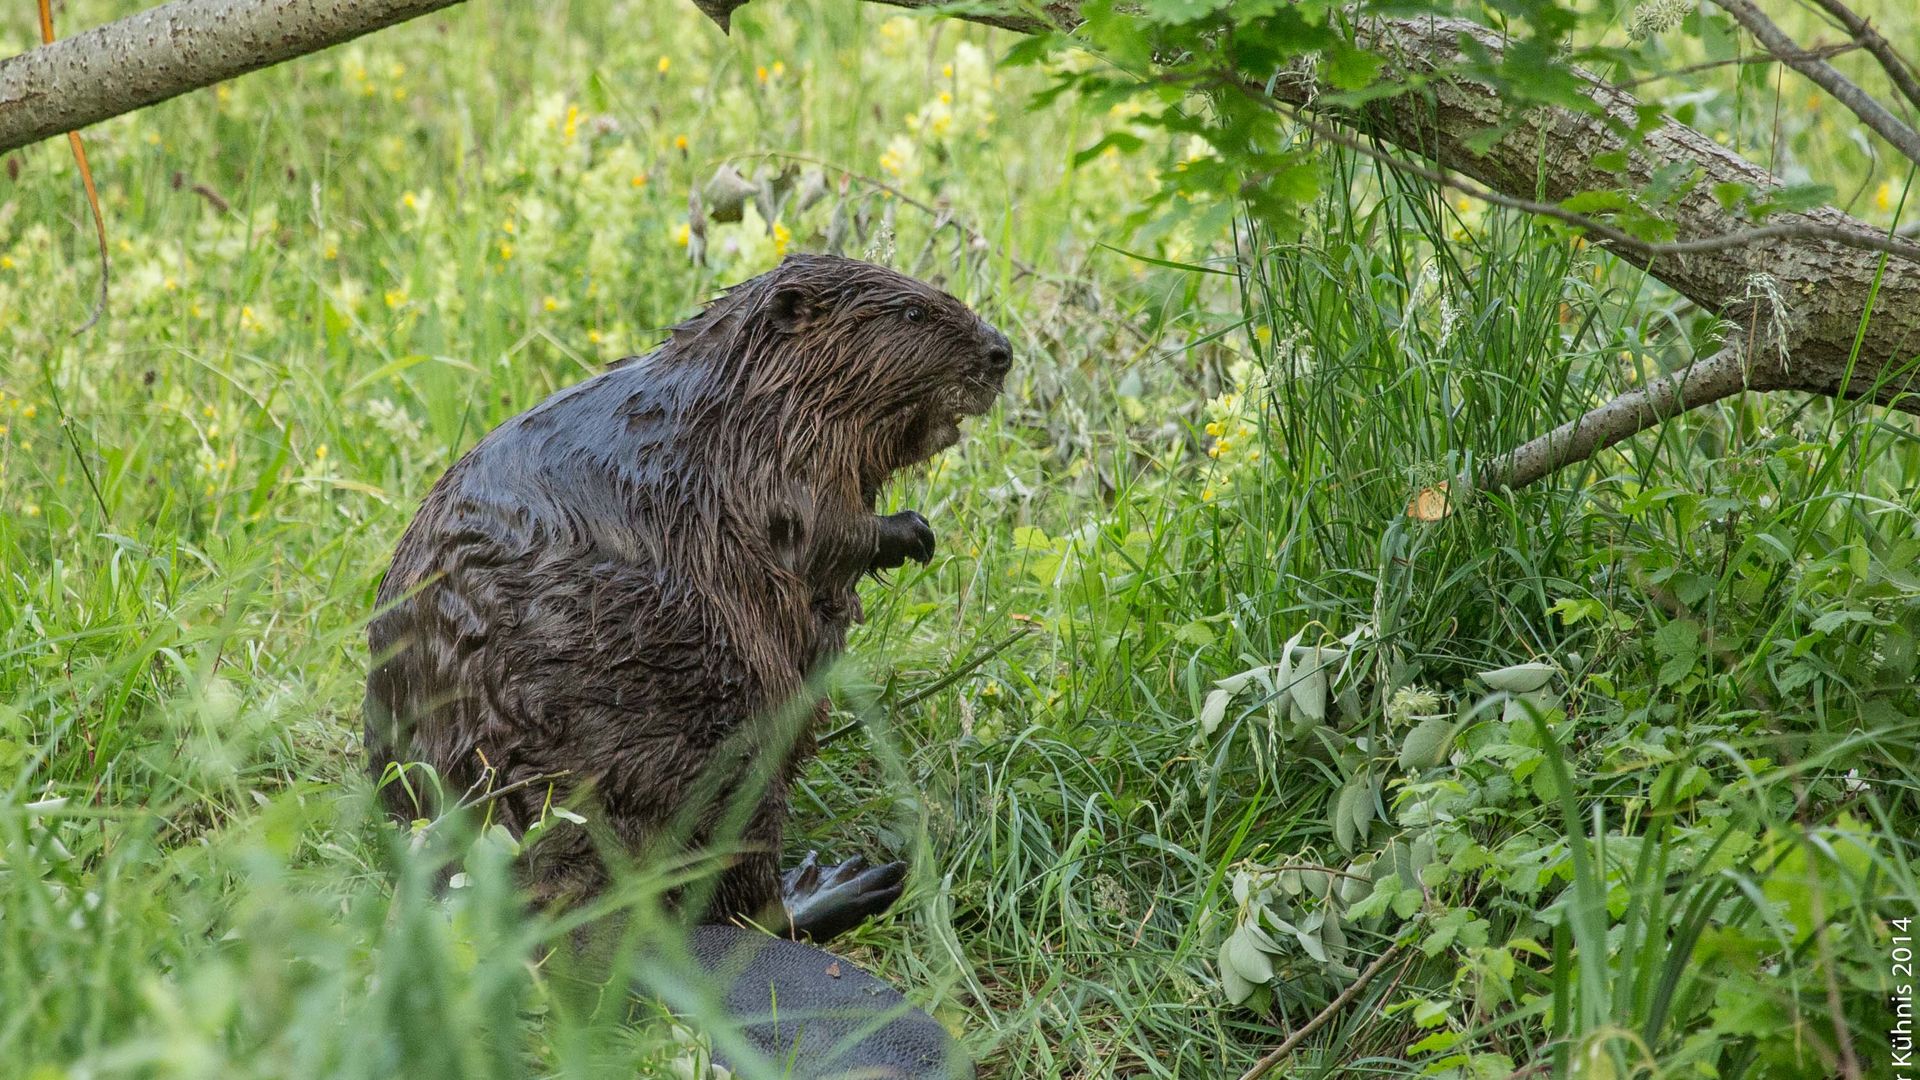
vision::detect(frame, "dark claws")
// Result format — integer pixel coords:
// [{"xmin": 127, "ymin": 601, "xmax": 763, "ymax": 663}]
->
[
  {"xmin": 870, "ymin": 510, "xmax": 936, "ymax": 572},
  {"xmin": 781, "ymin": 851, "xmax": 908, "ymax": 944}
]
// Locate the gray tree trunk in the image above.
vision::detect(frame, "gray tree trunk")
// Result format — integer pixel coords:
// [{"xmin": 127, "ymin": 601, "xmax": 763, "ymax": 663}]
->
[{"xmin": 0, "ymin": 0, "xmax": 459, "ymax": 155}]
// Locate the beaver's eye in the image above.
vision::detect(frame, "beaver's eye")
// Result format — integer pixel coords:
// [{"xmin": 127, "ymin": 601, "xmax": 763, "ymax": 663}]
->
[{"xmin": 903, "ymin": 305, "xmax": 925, "ymax": 324}]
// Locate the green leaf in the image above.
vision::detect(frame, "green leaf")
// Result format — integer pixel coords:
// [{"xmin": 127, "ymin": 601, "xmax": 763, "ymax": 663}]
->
[
  {"xmin": 1289, "ymin": 647, "xmax": 1329, "ymax": 723},
  {"xmin": 1398, "ymin": 715, "xmax": 1455, "ymax": 771},
  {"xmin": 1224, "ymin": 924, "xmax": 1276, "ymax": 982},
  {"xmin": 1479, "ymin": 663, "xmax": 1555, "ymax": 693},
  {"xmin": 1560, "ymin": 189, "xmax": 1630, "ymax": 215},
  {"xmin": 1324, "ymin": 43, "xmax": 1384, "ymax": 91},
  {"xmin": 1409, "ymin": 1029, "xmax": 1463, "ymax": 1055},
  {"xmin": 1711, "ymin": 180, "xmax": 1752, "ymax": 211},
  {"xmin": 1173, "ymin": 618, "xmax": 1218, "ymax": 647},
  {"xmin": 1140, "ymin": 0, "xmax": 1232, "ymax": 24},
  {"xmin": 1198, "ymin": 688, "xmax": 1231, "ymax": 736},
  {"xmin": 1072, "ymin": 131, "xmax": 1146, "ymax": 167}
]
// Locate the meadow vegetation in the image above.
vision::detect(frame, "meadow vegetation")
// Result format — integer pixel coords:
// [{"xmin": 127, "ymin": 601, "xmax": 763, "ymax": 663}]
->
[{"xmin": 1, "ymin": 0, "xmax": 1917, "ymax": 1077}]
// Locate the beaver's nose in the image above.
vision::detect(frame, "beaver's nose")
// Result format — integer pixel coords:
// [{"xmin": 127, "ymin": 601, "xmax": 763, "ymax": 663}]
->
[{"xmin": 983, "ymin": 331, "xmax": 1012, "ymax": 376}]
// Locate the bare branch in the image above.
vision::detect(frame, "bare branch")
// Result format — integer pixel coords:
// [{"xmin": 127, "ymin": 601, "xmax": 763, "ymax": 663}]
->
[
  {"xmin": 1472, "ymin": 349, "xmax": 1760, "ymax": 493},
  {"xmin": 1234, "ymin": 945, "xmax": 1406, "ymax": 1080},
  {"xmin": 1709, "ymin": 0, "xmax": 1920, "ymax": 167},
  {"xmin": 1806, "ymin": 0, "xmax": 1920, "ymax": 115}
]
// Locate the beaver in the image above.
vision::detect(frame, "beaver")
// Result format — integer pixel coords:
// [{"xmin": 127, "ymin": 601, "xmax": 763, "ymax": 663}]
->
[{"xmin": 364, "ymin": 254, "xmax": 1010, "ymax": 950}]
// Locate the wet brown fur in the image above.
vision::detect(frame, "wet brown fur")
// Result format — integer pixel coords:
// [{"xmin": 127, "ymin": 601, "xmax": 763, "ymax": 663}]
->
[{"xmin": 365, "ymin": 254, "xmax": 1010, "ymax": 922}]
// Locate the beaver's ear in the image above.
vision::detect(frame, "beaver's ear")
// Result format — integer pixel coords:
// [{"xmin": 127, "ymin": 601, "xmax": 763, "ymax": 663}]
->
[{"xmin": 768, "ymin": 285, "xmax": 823, "ymax": 332}]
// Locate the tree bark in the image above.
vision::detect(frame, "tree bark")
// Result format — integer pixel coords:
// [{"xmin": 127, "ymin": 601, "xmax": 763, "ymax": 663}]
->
[{"xmin": 0, "ymin": 0, "xmax": 460, "ymax": 155}]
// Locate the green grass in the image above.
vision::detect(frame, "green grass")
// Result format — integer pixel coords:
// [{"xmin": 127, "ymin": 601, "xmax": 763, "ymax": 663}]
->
[{"xmin": 3, "ymin": 0, "xmax": 1919, "ymax": 1077}]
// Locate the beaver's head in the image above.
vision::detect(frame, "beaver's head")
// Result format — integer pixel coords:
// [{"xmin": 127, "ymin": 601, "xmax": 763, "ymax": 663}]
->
[{"xmin": 672, "ymin": 254, "xmax": 1012, "ymax": 477}]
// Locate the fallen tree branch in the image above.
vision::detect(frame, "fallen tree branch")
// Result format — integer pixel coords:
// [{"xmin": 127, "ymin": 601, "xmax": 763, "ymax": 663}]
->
[
  {"xmin": 0, "ymin": 0, "xmax": 462, "ymax": 154},
  {"xmin": 1475, "ymin": 348, "xmax": 1756, "ymax": 492}
]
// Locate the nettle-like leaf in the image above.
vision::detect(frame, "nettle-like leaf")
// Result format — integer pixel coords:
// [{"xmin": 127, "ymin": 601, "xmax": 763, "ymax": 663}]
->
[{"xmin": 1651, "ymin": 618, "xmax": 1702, "ymax": 687}]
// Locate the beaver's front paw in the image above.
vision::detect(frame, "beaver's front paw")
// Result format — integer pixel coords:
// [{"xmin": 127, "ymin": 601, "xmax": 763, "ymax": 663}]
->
[
  {"xmin": 870, "ymin": 510, "xmax": 935, "ymax": 572},
  {"xmin": 780, "ymin": 850, "xmax": 907, "ymax": 944}
]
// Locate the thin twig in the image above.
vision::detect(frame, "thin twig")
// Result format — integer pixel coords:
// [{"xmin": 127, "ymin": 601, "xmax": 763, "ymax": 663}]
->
[
  {"xmin": 449, "ymin": 769, "xmax": 572, "ymax": 815},
  {"xmin": 1234, "ymin": 944, "xmax": 1406, "ymax": 1080},
  {"xmin": 1710, "ymin": 0, "xmax": 1920, "ymax": 167},
  {"xmin": 1609, "ymin": 41, "xmax": 1861, "ymax": 91},
  {"xmin": 816, "ymin": 624, "xmax": 1033, "ymax": 749},
  {"xmin": 728, "ymin": 150, "xmax": 1044, "ymax": 280},
  {"xmin": 1805, "ymin": 0, "xmax": 1920, "ymax": 116}
]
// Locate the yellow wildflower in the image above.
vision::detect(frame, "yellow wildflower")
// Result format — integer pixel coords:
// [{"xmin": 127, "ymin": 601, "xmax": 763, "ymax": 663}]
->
[
  {"xmin": 674, "ymin": 134, "xmax": 689, "ymax": 151},
  {"xmin": 673, "ymin": 223, "xmax": 691, "ymax": 247},
  {"xmin": 20, "ymin": 404, "xmax": 37, "ymax": 420},
  {"xmin": 942, "ymin": 63, "xmax": 953, "ymax": 78},
  {"xmin": 1877, "ymin": 182, "xmax": 1893, "ymax": 212},
  {"xmin": 384, "ymin": 288, "xmax": 407, "ymax": 309},
  {"xmin": 756, "ymin": 65, "xmax": 769, "ymax": 83},
  {"xmin": 772, "ymin": 61, "xmax": 786, "ymax": 77},
  {"xmin": 657, "ymin": 55, "xmax": 672, "ymax": 74},
  {"xmin": 392, "ymin": 87, "xmax": 407, "ymax": 103},
  {"xmin": 216, "ymin": 84, "xmax": 232, "ymax": 104},
  {"xmin": 564, "ymin": 103, "xmax": 581, "ymax": 142},
  {"xmin": 502, "ymin": 218, "xmax": 516, "ymax": 234},
  {"xmin": 401, "ymin": 191, "xmax": 418, "ymax": 210},
  {"xmin": 22, "ymin": 504, "xmax": 39, "ymax": 518},
  {"xmin": 543, "ymin": 295, "xmax": 559, "ymax": 312},
  {"xmin": 588, "ymin": 330, "xmax": 603, "ymax": 344},
  {"xmin": 772, "ymin": 221, "xmax": 793, "ymax": 256},
  {"xmin": 0, "ymin": 256, "xmax": 13, "ymax": 270},
  {"xmin": 630, "ymin": 173, "xmax": 649, "ymax": 188},
  {"xmin": 203, "ymin": 405, "xmax": 217, "ymax": 418},
  {"xmin": 499, "ymin": 241, "xmax": 515, "ymax": 261},
  {"xmin": 315, "ymin": 445, "xmax": 329, "ymax": 461}
]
